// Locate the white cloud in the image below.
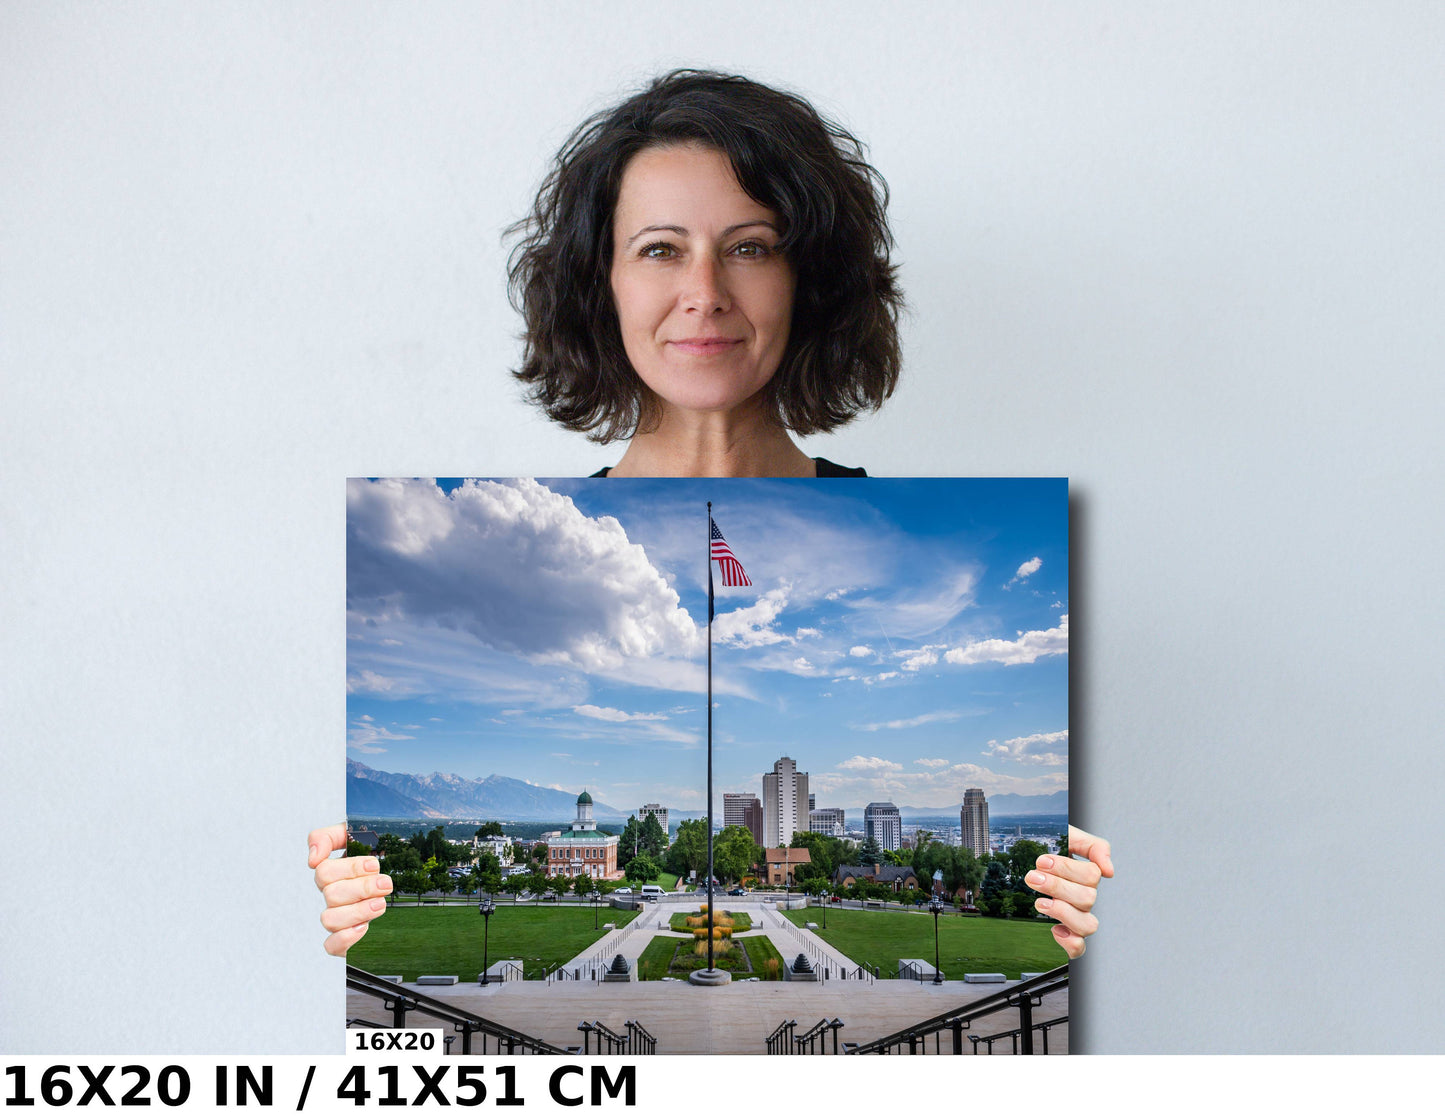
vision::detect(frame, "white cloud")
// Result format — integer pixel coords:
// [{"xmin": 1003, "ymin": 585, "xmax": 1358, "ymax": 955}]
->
[
  {"xmin": 849, "ymin": 645, "xmax": 874, "ymax": 657},
  {"xmin": 855, "ymin": 711, "xmax": 963, "ymax": 732},
  {"xmin": 915, "ymin": 758, "xmax": 950, "ymax": 768},
  {"xmin": 713, "ymin": 586, "xmax": 792, "ymax": 648},
  {"xmin": 347, "ymin": 478, "xmax": 699, "ymax": 675},
  {"xmin": 1007, "ymin": 556, "xmax": 1043, "ymax": 588},
  {"xmin": 944, "ymin": 615, "xmax": 1068, "ymax": 666},
  {"xmin": 900, "ymin": 647, "xmax": 940, "ymax": 672},
  {"xmin": 792, "ymin": 657, "xmax": 814, "ymax": 672},
  {"xmin": 794, "ymin": 627, "xmax": 821, "ymax": 639},
  {"xmin": 347, "ymin": 719, "xmax": 414, "ymax": 755},
  {"xmin": 837, "ymin": 755, "xmax": 904, "ymax": 772},
  {"xmin": 982, "ymin": 730, "xmax": 1069, "ymax": 766},
  {"xmin": 572, "ymin": 705, "xmax": 668, "ymax": 723}
]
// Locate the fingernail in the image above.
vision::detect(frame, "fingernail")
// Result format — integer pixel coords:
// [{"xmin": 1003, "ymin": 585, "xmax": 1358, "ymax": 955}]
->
[
  {"xmin": 1036, "ymin": 897, "xmax": 1053, "ymax": 912},
  {"xmin": 1038, "ymin": 856, "xmax": 1055, "ymax": 870},
  {"xmin": 309, "ymin": 845, "xmax": 318, "ymax": 863},
  {"xmin": 1026, "ymin": 871, "xmax": 1046, "ymax": 887},
  {"xmin": 378, "ymin": 876, "xmax": 392, "ymax": 891},
  {"xmin": 370, "ymin": 898, "xmax": 386, "ymax": 912},
  {"xmin": 365, "ymin": 858, "xmax": 379, "ymax": 873}
]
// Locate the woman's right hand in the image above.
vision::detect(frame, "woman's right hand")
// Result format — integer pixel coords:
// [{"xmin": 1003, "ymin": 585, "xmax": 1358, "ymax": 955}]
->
[{"xmin": 309, "ymin": 824, "xmax": 392, "ymax": 956}]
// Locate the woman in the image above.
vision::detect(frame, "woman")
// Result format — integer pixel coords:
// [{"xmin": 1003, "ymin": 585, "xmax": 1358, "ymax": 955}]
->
[{"xmin": 312, "ymin": 69, "xmax": 1112, "ymax": 959}]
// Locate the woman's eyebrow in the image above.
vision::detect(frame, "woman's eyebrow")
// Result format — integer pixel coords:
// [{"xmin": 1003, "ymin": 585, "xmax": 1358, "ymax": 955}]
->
[{"xmin": 622, "ymin": 220, "xmax": 779, "ymax": 248}]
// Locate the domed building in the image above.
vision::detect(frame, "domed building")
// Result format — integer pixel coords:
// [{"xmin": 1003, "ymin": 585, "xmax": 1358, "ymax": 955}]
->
[{"xmin": 546, "ymin": 789, "xmax": 620, "ymax": 880}]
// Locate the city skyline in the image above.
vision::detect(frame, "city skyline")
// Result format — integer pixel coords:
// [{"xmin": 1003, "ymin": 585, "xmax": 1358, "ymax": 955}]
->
[{"xmin": 347, "ymin": 477, "xmax": 1068, "ymax": 815}]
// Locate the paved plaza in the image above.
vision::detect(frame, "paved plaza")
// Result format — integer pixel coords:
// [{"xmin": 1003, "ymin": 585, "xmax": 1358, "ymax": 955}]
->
[{"xmin": 346, "ymin": 898, "xmax": 1068, "ymax": 1055}]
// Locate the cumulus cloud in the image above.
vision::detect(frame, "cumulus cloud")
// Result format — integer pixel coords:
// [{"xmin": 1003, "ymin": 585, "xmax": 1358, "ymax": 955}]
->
[
  {"xmin": 838, "ymin": 755, "xmax": 904, "ymax": 772},
  {"xmin": 713, "ymin": 586, "xmax": 792, "ymax": 648},
  {"xmin": 855, "ymin": 711, "xmax": 963, "ymax": 732},
  {"xmin": 944, "ymin": 615, "xmax": 1068, "ymax": 666},
  {"xmin": 849, "ymin": 645, "xmax": 874, "ymax": 658},
  {"xmin": 1007, "ymin": 556, "xmax": 1043, "ymax": 587},
  {"xmin": 982, "ymin": 730, "xmax": 1069, "ymax": 766},
  {"xmin": 915, "ymin": 758, "xmax": 950, "ymax": 768},
  {"xmin": 573, "ymin": 705, "xmax": 668, "ymax": 723},
  {"xmin": 347, "ymin": 478, "xmax": 699, "ymax": 674},
  {"xmin": 900, "ymin": 647, "xmax": 941, "ymax": 672}
]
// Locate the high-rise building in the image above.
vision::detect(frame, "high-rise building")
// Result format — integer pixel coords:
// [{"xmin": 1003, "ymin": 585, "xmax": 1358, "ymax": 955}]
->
[
  {"xmin": 808, "ymin": 792, "xmax": 816, "ymax": 812},
  {"xmin": 863, "ymin": 801, "xmax": 902, "ymax": 852},
  {"xmin": 638, "ymin": 802, "xmax": 668, "ymax": 836},
  {"xmin": 961, "ymin": 788, "xmax": 990, "ymax": 859},
  {"xmin": 762, "ymin": 756, "xmax": 809, "ymax": 847},
  {"xmin": 724, "ymin": 792, "xmax": 764, "ymax": 847},
  {"xmin": 809, "ymin": 807, "xmax": 845, "ymax": 837}
]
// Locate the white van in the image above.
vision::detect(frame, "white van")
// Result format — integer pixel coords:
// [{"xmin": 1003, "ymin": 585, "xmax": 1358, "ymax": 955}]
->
[{"xmin": 640, "ymin": 884, "xmax": 666, "ymax": 900}]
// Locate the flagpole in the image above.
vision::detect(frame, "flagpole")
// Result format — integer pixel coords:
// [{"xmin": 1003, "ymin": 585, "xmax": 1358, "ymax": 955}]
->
[{"xmin": 706, "ymin": 500, "xmax": 715, "ymax": 973}]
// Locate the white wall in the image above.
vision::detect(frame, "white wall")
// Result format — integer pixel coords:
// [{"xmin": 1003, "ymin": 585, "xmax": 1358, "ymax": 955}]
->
[{"xmin": 3, "ymin": 3, "xmax": 1442, "ymax": 1053}]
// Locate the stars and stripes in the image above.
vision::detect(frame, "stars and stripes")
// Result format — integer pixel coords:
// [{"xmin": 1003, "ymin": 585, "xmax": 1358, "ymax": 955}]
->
[{"xmin": 709, "ymin": 517, "xmax": 751, "ymax": 587}]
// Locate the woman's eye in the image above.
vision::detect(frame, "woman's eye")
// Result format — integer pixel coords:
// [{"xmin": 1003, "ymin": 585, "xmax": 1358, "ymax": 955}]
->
[
  {"xmin": 731, "ymin": 241, "xmax": 770, "ymax": 258},
  {"xmin": 639, "ymin": 242, "xmax": 676, "ymax": 259}
]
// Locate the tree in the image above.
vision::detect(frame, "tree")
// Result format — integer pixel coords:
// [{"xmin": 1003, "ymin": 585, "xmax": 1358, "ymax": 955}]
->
[
  {"xmin": 616, "ymin": 816, "xmax": 641, "ymax": 870},
  {"xmin": 531, "ymin": 843, "xmax": 548, "ymax": 863},
  {"xmin": 380, "ymin": 843, "xmax": 422, "ymax": 877},
  {"xmin": 666, "ymin": 819, "xmax": 708, "ymax": 878},
  {"xmin": 626, "ymin": 852, "xmax": 660, "ymax": 883},
  {"xmin": 858, "ymin": 834, "xmax": 882, "ymax": 864},
  {"xmin": 345, "ymin": 840, "xmax": 370, "ymax": 858},
  {"xmin": 573, "ymin": 874, "xmax": 596, "ymax": 897},
  {"xmin": 475, "ymin": 821, "xmax": 504, "ymax": 840},
  {"xmin": 425, "ymin": 857, "xmax": 451, "ymax": 895},
  {"xmin": 396, "ymin": 869, "xmax": 430, "ymax": 903},
  {"xmin": 714, "ymin": 825, "xmax": 761, "ymax": 884},
  {"xmin": 978, "ymin": 859, "xmax": 1010, "ymax": 917},
  {"xmin": 1008, "ymin": 840, "xmax": 1049, "ymax": 889},
  {"xmin": 639, "ymin": 813, "xmax": 668, "ymax": 856}
]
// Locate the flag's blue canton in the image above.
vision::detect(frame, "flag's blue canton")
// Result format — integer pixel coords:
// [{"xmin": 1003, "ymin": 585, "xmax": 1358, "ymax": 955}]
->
[{"xmin": 709, "ymin": 517, "xmax": 751, "ymax": 587}]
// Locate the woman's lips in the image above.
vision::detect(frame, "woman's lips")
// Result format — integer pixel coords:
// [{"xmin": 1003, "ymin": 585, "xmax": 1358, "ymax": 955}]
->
[{"xmin": 668, "ymin": 338, "xmax": 743, "ymax": 355}]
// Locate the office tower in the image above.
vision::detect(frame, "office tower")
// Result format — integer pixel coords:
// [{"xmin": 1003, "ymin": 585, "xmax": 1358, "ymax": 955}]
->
[
  {"xmin": 961, "ymin": 788, "xmax": 990, "ymax": 859},
  {"xmin": 863, "ymin": 801, "xmax": 902, "ymax": 852},
  {"xmin": 639, "ymin": 802, "xmax": 668, "ymax": 835},
  {"xmin": 809, "ymin": 807, "xmax": 845, "ymax": 837},
  {"xmin": 724, "ymin": 792, "xmax": 764, "ymax": 846},
  {"xmin": 762, "ymin": 756, "xmax": 809, "ymax": 847}
]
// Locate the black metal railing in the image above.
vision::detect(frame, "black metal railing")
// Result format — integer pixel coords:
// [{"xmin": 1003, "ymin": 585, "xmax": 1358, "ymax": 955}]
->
[
  {"xmin": 840, "ymin": 964, "xmax": 1068, "ymax": 1056},
  {"xmin": 346, "ymin": 967, "xmax": 568, "ymax": 1054},
  {"xmin": 577, "ymin": 1020, "xmax": 629, "ymax": 1054},
  {"xmin": 898, "ymin": 960, "xmax": 943, "ymax": 983},
  {"xmin": 626, "ymin": 1020, "xmax": 657, "ymax": 1055},
  {"xmin": 765, "ymin": 1018, "xmax": 797, "ymax": 1054},
  {"xmin": 792, "ymin": 1017, "xmax": 845, "ymax": 1054},
  {"xmin": 969, "ymin": 1013, "xmax": 1068, "ymax": 1054}
]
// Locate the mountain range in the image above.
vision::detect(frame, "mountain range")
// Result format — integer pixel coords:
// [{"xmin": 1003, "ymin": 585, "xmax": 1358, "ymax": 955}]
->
[{"xmin": 346, "ymin": 759, "xmax": 632, "ymax": 822}]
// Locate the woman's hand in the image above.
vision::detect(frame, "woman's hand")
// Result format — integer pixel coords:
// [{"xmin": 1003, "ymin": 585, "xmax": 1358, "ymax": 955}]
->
[
  {"xmin": 1027, "ymin": 826, "xmax": 1113, "ymax": 959},
  {"xmin": 309, "ymin": 824, "xmax": 392, "ymax": 956}
]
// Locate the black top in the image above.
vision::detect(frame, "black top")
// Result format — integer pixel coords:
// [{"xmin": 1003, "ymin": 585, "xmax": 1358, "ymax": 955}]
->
[{"xmin": 590, "ymin": 457, "xmax": 866, "ymax": 478}]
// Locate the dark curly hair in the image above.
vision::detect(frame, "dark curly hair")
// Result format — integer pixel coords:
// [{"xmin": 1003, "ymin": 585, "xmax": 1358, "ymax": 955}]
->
[{"xmin": 507, "ymin": 69, "xmax": 903, "ymax": 443}]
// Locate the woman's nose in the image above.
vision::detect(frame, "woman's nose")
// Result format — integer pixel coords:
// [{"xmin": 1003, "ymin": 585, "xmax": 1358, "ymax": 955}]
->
[{"xmin": 681, "ymin": 255, "xmax": 731, "ymax": 314}]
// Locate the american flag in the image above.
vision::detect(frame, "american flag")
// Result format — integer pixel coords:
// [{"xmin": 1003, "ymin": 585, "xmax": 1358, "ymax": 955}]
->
[{"xmin": 710, "ymin": 517, "xmax": 751, "ymax": 587}]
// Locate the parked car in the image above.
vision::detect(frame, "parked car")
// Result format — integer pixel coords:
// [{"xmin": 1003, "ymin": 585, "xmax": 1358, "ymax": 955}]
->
[
  {"xmin": 727, "ymin": 887, "xmax": 746, "ymax": 896},
  {"xmin": 615, "ymin": 887, "xmax": 632, "ymax": 895}
]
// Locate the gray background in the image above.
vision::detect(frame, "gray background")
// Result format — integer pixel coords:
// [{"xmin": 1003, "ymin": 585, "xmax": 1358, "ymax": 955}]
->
[{"xmin": 3, "ymin": 3, "xmax": 1441, "ymax": 1053}]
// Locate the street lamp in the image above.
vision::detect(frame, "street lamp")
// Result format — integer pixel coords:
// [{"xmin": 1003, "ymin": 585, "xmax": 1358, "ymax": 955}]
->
[
  {"xmin": 478, "ymin": 896, "xmax": 496, "ymax": 985},
  {"xmin": 590, "ymin": 889, "xmax": 601, "ymax": 930},
  {"xmin": 928, "ymin": 896, "xmax": 945, "ymax": 984}
]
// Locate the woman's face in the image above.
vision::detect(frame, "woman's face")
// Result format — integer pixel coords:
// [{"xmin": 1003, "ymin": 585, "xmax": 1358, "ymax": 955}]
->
[{"xmin": 609, "ymin": 144, "xmax": 795, "ymax": 420}]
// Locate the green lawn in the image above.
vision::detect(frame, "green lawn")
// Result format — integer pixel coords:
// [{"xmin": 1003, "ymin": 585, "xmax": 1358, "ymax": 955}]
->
[
  {"xmin": 348, "ymin": 904, "xmax": 637, "ymax": 981},
  {"xmin": 780, "ymin": 907, "xmax": 1066, "ymax": 980},
  {"xmin": 654, "ymin": 872, "xmax": 680, "ymax": 891}
]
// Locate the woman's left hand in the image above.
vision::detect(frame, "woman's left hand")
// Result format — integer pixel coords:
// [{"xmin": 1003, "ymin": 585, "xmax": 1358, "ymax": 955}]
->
[{"xmin": 1027, "ymin": 826, "xmax": 1113, "ymax": 959}]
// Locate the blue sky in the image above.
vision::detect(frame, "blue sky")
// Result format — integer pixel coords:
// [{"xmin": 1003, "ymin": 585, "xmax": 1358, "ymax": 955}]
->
[{"xmin": 346, "ymin": 477, "xmax": 1067, "ymax": 814}]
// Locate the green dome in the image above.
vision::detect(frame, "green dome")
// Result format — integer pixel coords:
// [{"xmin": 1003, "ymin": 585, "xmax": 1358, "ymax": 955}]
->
[{"xmin": 576, "ymin": 789, "xmax": 593, "ymax": 805}]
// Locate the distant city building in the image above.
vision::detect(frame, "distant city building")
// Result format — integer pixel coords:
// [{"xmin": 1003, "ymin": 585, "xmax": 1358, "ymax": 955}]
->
[
  {"xmin": 809, "ymin": 807, "xmax": 845, "ymax": 837},
  {"xmin": 639, "ymin": 802, "xmax": 669, "ymax": 835},
  {"xmin": 809, "ymin": 792, "xmax": 816, "ymax": 812},
  {"xmin": 724, "ymin": 792, "xmax": 765, "ymax": 846},
  {"xmin": 961, "ymin": 788, "xmax": 990, "ymax": 859},
  {"xmin": 763, "ymin": 756, "xmax": 809, "ymax": 847},
  {"xmin": 863, "ymin": 801, "xmax": 902, "ymax": 852},
  {"xmin": 546, "ymin": 790, "xmax": 619, "ymax": 880}
]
